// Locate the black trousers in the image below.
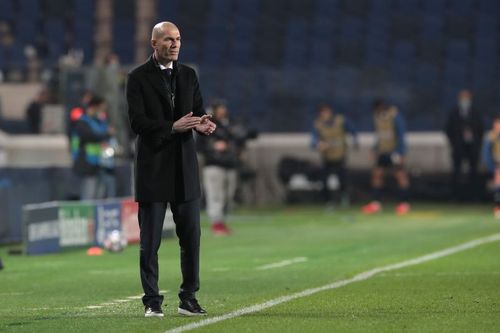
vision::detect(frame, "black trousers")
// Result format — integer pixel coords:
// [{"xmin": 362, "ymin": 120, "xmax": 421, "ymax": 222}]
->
[
  {"xmin": 451, "ymin": 145, "xmax": 480, "ymax": 199},
  {"xmin": 321, "ymin": 160, "xmax": 347, "ymax": 202},
  {"xmin": 138, "ymin": 199, "xmax": 200, "ymax": 308}
]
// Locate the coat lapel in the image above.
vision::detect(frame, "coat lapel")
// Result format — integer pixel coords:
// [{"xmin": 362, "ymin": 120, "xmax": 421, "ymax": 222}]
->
[
  {"xmin": 145, "ymin": 56, "xmax": 173, "ymax": 111},
  {"xmin": 174, "ymin": 63, "xmax": 186, "ymax": 117}
]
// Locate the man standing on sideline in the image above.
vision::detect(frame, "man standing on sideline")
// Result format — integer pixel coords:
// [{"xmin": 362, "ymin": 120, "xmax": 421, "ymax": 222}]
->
[
  {"xmin": 362, "ymin": 100, "xmax": 411, "ymax": 215},
  {"xmin": 311, "ymin": 104, "xmax": 358, "ymax": 207},
  {"xmin": 127, "ymin": 22, "xmax": 216, "ymax": 318},
  {"xmin": 445, "ymin": 89, "xmax": 484, "ymax": 201}
]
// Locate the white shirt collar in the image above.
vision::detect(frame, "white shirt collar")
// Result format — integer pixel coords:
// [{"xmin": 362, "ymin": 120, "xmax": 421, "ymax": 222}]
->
[{"xmin": 158, "ymin": 61, "xmax": 173, "ymax": 70}]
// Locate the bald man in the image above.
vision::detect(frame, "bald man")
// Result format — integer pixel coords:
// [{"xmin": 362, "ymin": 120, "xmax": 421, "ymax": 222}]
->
[{"xmin": 127, "ymin": 21, "xmax": 216, "ymax": 317}]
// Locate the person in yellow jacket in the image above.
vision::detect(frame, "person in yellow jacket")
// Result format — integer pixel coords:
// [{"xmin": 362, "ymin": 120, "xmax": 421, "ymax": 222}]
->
[
  {"xmin": 312, "ymin": 104, "xmax": 358, "ymax": 207},
  {"xmin": 362, "ymin": 100, "xmax": 411, "ymax": 215},
  {"xmin": 482, "ymin": 115, "xmax": 500, "ymax": 218}
]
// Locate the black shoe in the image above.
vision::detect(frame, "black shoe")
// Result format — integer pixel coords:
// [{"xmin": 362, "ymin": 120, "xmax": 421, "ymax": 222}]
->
[
  {"xmin": 145, "ymin": 305, "xmax": 164, "ymax": 317},
  {"xmin": 178, "ymin": 298, "xmax": 207, "ymax": 316}
]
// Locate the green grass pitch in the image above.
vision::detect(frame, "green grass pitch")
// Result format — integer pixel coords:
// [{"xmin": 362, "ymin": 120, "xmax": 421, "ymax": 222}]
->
[{"xmin": 1, "ymin": 204, "xmax": 500, "ymax": 332}]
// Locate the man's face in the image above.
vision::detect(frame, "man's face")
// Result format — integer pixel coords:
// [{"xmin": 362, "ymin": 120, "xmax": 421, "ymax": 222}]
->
[
  {"xmin": 319, "ymin": 107, "xmax": 333, "ymax": 121},
  {"xmin": 88, "ymin": 103, "xmax": 106, "ymax": 118},
  {"xmin": 214, "ymin": 106, "xmax": 228, "ymax": 120},
  {"xmin": 152, "ymin": 26, "xmax": 181, "ymax": 63},
  {"xmin": 493, "ymin": 119, "xmax": 500, "ymax": 134},
  {"xmin": 458, "ymin": 90, "xmax": 472, "ymax": 105}
]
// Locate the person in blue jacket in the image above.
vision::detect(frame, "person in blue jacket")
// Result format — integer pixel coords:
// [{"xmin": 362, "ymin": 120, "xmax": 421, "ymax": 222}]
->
[
  {"xmin": 362, "ymin": 100, "xmax": 411, "ymax": 215},
  {"xmin": 71, "ymin": 96, "xmax": 114, "ymax": 200},
  {"xmin": 482, "ymin": 115, "xmax": 500, "ymax": 218}
]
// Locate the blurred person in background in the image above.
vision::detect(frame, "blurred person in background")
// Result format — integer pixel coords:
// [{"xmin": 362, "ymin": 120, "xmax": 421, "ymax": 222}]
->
[
  {"xmin": 96, "ymin": 109, "xmax": 119, "ymax": 199},
  {"xmin": 68, "ymin": 90, "xmax": 94, "ymax": 141},
  {"xmin": 445, "ymin": 89, "xmax": 484, "ymax": 201},
  {"xmin": 311, "ymin": 104, "xmax": 358, "ymax": 208},
  {"xmin": 90, "ymin": 53, "xmax": 130, "ymax": 153},
  {"xmin": 25, "ymin": 89, "xmax": 49, "ymax": 134},
  {"xmin": 197, "ymin": 102, "xmax": 242, "ymax": 235},
  {"xmin": 71, "ymin": 96, "xmax": 114, "ymax": 200},
  {"xmin": 362, "ymin": 100, "xmax": 410, "ymax": 215},
  {"xmin": 481, "ymin": 115, "xmax": 500, "ymax": 218}
]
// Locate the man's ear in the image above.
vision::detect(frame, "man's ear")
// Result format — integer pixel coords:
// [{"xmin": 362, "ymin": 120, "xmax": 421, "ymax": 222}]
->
[{"xmin": 151, "ymin": 39, "xmax": 157, "ymax": 50}]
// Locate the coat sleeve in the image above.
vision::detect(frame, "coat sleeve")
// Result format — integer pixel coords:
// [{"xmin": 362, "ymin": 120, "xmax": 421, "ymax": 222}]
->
[
  {"xmin": 127, "ymin": 73, "xmax": 173, "ymax": 141},
  {"xmin": 191, "ymin": 70, "xmax": 205, "ymax": 118},
  {"xmin": 189, "ymin": 68, "xmax": 210, "ymax": 137}
]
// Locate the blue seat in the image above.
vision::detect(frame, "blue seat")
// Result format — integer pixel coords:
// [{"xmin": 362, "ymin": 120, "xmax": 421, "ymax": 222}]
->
[
  {"xmin": 414, "ymin": 63, "xmax": 439, "ymax": 88},
  {"xmin": 315, "ymin": 0, "xmax": 339, "ymax": 19},
  {"xmin": 283, "ymin": 21, "xmax": 307, "ymax": 68},
  {"xmin": 311, "ymin": 19, "xmax": 335, "ymax": 40},
  {"xmin": 475, "ymin": 16, "xmax": 497, "ymax": 40},
  {"xmin": 112, "ymin": 19, "xmax": 135, "ymax": 63},
  {"xmin": 446, "ymin": 40, "xmax": 469, "ymax": 64},
  {"xmin": 18, "ymin": 0, "xmax": 39, "ymax": 18},
  {"xmin": 422, "ymin": 0, "xmax": 446, "ymax": 15},
  {"xmin": 339, "ymin": 17, "xmax": 364, "ymax": 42},
  {"xmin": 229, "ymin": 42, "xmax": 252, "ymax": 66},
  {"xmin": 392, "ymin": 42, "xmax": 416, "ymax": 62},
  {"xmin": 75, "ymin": 0, "xmax": 95, "ymax": 17},
  {"xmin": 310, "ymin": 40, "xmax": 334, "ymax": 68},
  {"xmin": 394, "ymin": 0, "xmax": 419, "ymax": 15},
  {"xmin": 234, "ymin": 0, "xmax": 260, "ymax": 18},
  {"xmin": 420, "ymin": 16, "xmax": 444, "ymax": 41},
  {"xmin": 449, "ymin": 0, "xmax": 475, "ymax": 16},
  {"xmin": 157, "ymin": 0, "xmax": 178, "ymax": 20},
  {"xmin": 370, "ymin": 0, "xmax": 392, "ymax": 15},
  {"xmin": 0, "ymin": 0, "xmax": 15, "ymax": 20}
]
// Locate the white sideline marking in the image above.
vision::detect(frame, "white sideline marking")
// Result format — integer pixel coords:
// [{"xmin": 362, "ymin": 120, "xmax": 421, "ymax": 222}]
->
[
  {"xmin": 256, "ymin": 257, "xmax": 308, "ymax": 270},
  {"xmin": 211, "ymin": 268, "xmax": 230, "ymax": 272},
  {"xmin": 127, "ymin": 295, "xmax": 143, "ymax": 300},
  {"xmin": 164, "ymin": 233, "xmax": 500, "ymax": 333},
  {"xmin": 85, "ymin": 291, "xmax": 169, "ymax": 310}
]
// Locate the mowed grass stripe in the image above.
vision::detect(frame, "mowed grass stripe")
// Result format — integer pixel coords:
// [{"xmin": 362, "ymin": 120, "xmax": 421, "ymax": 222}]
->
[
  {"xmin": 1, "ymin": 205, "xmax": 499, "ymax": 333},
  {"xmin": 165, "ymin": 233, "xmax": 500, "ymax": 333}
]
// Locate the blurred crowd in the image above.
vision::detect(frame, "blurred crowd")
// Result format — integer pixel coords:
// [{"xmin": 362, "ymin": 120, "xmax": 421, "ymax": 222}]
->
[{"xmin": 311, "ymin": 88, "xmax": 500, "ymax": 217}]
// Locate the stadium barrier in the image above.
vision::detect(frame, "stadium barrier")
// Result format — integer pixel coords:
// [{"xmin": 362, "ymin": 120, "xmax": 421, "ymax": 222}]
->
[{"xmin": 22, "ymin": 197, "xmax": 175, "ymax": 255}]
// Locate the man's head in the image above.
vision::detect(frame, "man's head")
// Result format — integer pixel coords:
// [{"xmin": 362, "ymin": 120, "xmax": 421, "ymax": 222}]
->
[
  {"xmin": 493, "ymin": 116, "xmax": 500, "ymax": 134},
  {"xmin": 457, "ymin": 89, "xmax": 472, "ymax": 110},
  {"xmin": 317, "ymin": 104, "xmax": 333, "ymax": 121},
  {"xmin": 86, "ymin": 96, "xmax": 106, "ymax": 117},
  {"xmin": 37, "ymin": 89, "xmax": 49, "ymax": 104},
  {"xmin": 373, "ymin": 99, "xmax": 386, "ymax": 113},
  {"xmin": 212, "ymin": 102, "xmax": 228, "ymax": 120},
  {"xmin": 151, "ymin": 21, "xmax": 181, "ymax": 65}
]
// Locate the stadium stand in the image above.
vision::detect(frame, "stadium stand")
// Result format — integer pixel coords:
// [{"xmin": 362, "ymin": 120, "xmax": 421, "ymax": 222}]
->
[{"xmin": 1, "ymin": 0, "xmax": 499, "ymax": 132}]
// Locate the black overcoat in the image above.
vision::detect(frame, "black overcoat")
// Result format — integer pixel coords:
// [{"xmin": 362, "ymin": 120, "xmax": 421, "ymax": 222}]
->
[{"xmin": 127, "ymin": 56, "xmax": 205, "ymax": 202}]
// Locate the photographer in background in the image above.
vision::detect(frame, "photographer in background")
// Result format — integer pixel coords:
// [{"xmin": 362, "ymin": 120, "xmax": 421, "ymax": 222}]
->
[{"xmin": 197, "ymin": 101, "xmax": 256, "ymax": 235}]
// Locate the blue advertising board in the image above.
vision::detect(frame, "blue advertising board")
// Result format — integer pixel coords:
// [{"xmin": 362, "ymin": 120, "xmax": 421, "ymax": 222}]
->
[
  {"xmin": 94, "ymin": 202, "xmax": 122, "ymax": 246},
  {"xmin": 24, "ymin": 203, "xmax": 60, "ymax": 255}
]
